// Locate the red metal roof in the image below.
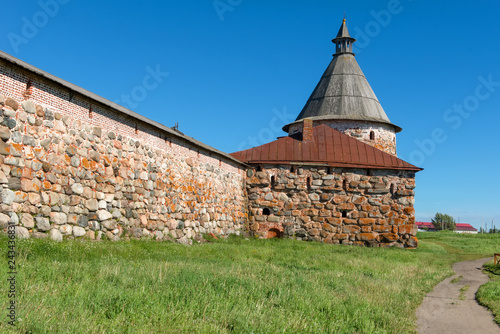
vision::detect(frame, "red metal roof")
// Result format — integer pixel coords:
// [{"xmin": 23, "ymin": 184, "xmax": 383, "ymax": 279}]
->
[
  {"xmin": 416, "ymin": 222, "xmax": 435, "ymax": 228},
  {"xmin": 416, "ymin": 222, "xmax": 477, "ymax": 231},
  {"xmin": 230, "ymin": 125, "xmax": 422, "ymax": 171},
  {"xmin": 455, "ymin": 223, "xmax": 478, "ymax": 231}
]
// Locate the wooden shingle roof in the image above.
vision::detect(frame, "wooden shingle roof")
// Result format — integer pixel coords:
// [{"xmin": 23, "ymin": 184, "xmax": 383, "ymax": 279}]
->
[{"xmin": 283, "ymin": 19, "xmax": 401, "ymax": 133}]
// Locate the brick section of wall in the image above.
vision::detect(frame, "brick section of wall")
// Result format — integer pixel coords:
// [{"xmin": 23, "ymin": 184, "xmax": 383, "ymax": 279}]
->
[
  {"xmin": 246, "ymin": 165, "xmax": 418, "ymax": 248},
  {"xmin": 302, "ymin": 118, "xmax": 314, "ymax": 142},
  {"xmin": 0, "ymin": 62, "xmax": 247, "ymax": 243},
  {"xmin": 0, "ymin": 58, "xmax": 243, "ymax": 175}
]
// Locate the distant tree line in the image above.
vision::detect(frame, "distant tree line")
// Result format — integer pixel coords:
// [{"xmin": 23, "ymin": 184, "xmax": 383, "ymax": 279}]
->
[
  {"xmin": 479, "ymin": 227, "xmax": 500, "ymax": 234},
  {"xmin": 429, "ymin": 213, "xmax": 498, "ymax": 233},
  {"xmin": 431, "ymin": 213, "xmax": 456, "ymax": 231}
]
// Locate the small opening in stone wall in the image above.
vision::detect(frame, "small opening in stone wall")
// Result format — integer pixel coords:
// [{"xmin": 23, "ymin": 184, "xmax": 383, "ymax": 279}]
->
[
  {"xmin": 342, "ymin": 211, "xmax": 347, "ymax": 218},
  {"xmin": 307, "ymin": 177, "xmax": 311, "ymax": 191},
  {"xmin": 257, "ymin": 165, "xmax": 262, "ymax": 172},
  {"xmin": 263, "ymin": 208, "xmax": 271, "ymax": 216},
  {"xmin": 271, "ymin": 175, "xmax": 275, "ymax": 188},
  {"xmin": 367, "ymin": 169, "xmax": 373, "ymax": 176},
  {"xmin": 343, "ymin": 179, "xmax": 348, "ymax": 191},
  {"xmin": 290, "ymin": 165, "xmax": 296, "ymax": 173},
  {"xmin": 88, "ymin": 105, "xmax": 93, "ymax": 119},
  {"xmin": 266, "ymin": 228, "xmax": 282, "ymax": 239},
  {"xmin": 370, "ymin": 131, "xmax": 375, "ymax": 140},
  {"xmin": 135, "ymin": 123, "xmax": 138, "ymax": 134},
  {"xmin": 327, "ymin": 167, "xmax": 333, "ymax": 174}
]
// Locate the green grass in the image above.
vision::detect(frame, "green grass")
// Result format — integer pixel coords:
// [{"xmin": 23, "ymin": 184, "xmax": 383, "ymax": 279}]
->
[
  {"xmin": 0, "ymin": 231, "xmax": 499, "ymax": 333},
  {"xmin": 477, "ymin": 260, "xmax": 500, "ymax": 325},
  {"xmin": 450, "ymin": 275, "xmax": 463, "ymax": 284},
  {"xmin": 416, "ymin": 231, "xmax": 500, "ymax": 260},
  {"xmin": 459, "ymin": 285, "xmax": 470, "ymax": 300}
]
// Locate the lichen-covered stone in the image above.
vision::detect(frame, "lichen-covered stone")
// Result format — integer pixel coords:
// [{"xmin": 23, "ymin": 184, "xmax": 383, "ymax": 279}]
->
[
  {"xmin": 36, "ymin": 217, "xmax": 51, "ymax": 231},
  {"xmin": 71, "ymin": 183, "xmax": 84, "ymax": 195},
  {"xmin": 15, "ymin": 226, "xmax": 30, "ymax": 239},
  {"xmin": 44, "ymin": 108, "xmax": 54, "ymax": 120},
  {"xmin": 60, "ymin": 224, "xmax": 72, "ymax": 235},
  {"xmin": 0, "ymin": 126, "xmax": 10, "ymax": 141},
  {"xmin": 77, "ymin": 215, "xmax": 88, "ymax": 228},
  {"xmin": 4, "ymin": 97, "xmax": 18, "ymax": 111},
  {"xmin": 21, "ymin": 213, "xmax": 35, "ymax": 229},
  {"xmin": 0, "ymin": 213, "xmax": 10, "ymax": 229},
  {"xmin": 0, "ymin": 141, "xmax": 10, "ymax": 155},
  {"xmin": 21, "ymin": 100, "xmax": 36, "ymax": 114},
  {"xmin": 50, "ymin": 212, "xmax": 67, "ymax": 225},
  {"xmin": 2, "ymin": 118, "xmax": 16, "ymax": 129},
  {"xmin": 101, "ymin": 219, "xmax": 117, "ymax": 230},
  {"xmin": 85, "ymin": 199, "xmax": 99, "ymax": 211},
  {"xmin": 97, "ymin": 210, "xmax": 113, "ymax": 221},
  {"xmin": 49, "ymin": 228, "xmax": 63, "ymax": 242},
  {"xmin": 0, "ymin": 93, "xmax": 243, "ymax": 243},
  {"xmin": 1, "ymin": 189, "xmax": 15, "ymax": 204},
  {"xmin": 36, "ymin": 105, "xmax": 44, "ymax": 117},
  {"xmin": 73, "ymin": 226, "xmax": 86, "ymax": 237},
  {"xmin": 246, "ymin": 166, "xmax": 417, "ymax": 247}
]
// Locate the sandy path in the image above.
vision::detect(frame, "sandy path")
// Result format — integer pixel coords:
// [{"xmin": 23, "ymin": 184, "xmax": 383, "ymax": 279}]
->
[{"xmin": 416, "ymin": 257, "xmax": 499, "ymax": 334}]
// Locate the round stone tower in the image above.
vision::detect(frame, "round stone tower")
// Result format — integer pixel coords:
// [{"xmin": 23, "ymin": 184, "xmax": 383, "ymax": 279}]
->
[{"xmin": 283, "ymin": 19, "xmax": 401, "ymax": 156}]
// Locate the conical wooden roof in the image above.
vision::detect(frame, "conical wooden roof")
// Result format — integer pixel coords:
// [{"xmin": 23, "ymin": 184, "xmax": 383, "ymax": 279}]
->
[{"xmin": 283, "ymin": 19, "xmax": 401, "ymax": 133}]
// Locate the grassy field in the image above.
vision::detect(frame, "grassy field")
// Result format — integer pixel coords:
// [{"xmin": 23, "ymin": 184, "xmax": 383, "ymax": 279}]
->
[
  {"xmin": 477, "ymin": 260, "xmax": 500, "ymax": 325},
  {"xmin": 0, "ymin": 232, "xmax": 499, "ymax": 333}
]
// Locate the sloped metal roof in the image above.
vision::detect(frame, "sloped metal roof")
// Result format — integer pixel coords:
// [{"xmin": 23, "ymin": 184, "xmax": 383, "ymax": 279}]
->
[
  {"xmin": 417, "ymin": 222, "xmax": 477, "ymax": 231},
  {"xmin": 231, "ymin": 124, "xmax": 421, "ymax": 171},
  {"xmin": 455, "ymin": 223, "xmax": 478, "ymax": 231},
  {"xmin": 283, "ymin": 20, "xmax": 401, "ymax": 133}
]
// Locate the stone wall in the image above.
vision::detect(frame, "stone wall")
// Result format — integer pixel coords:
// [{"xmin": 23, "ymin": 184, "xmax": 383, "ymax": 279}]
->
[
  {"xmin": 0, "ymin": 53, "xmax": 420, "ymax": 248},
  {"xmin": 0, "ymin": 58, "xmax": 248, "ymax": 244},
  {"xmin": 245, "ymin": 165, "xmax": 418, "ymax": 248},
  {"xmin": 288, "ymin": 120, "xmax": 397, "ymax": 156}
]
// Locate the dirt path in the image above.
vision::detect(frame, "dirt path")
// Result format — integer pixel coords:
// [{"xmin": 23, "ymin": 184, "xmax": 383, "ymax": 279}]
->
[{"xmin": 416, "ymin": 257, "xmax": 499, "ymax": 334}]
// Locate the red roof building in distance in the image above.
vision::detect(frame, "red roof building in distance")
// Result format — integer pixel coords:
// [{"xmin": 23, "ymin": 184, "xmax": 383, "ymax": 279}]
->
[
  {"xmin": 455, "ymin": 223, "xmax": 479, "ymax": 234},
  {"xmin": 416, "ymin": 222, "xmax": 478, "ymax": 234},
  {"xmin": 416, "ymin": 222, "xmax": 436, "ymax": 231}
]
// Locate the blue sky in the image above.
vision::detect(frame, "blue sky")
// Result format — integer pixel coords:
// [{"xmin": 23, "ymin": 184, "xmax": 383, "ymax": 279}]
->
[{"xmin": 2, "ymin": 0, "xmax": 499, "ymax": 230}]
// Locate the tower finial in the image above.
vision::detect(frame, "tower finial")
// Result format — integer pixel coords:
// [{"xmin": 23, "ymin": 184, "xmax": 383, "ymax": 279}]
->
[{"xmin": 332, "ymin": 17, "xmax": 356, "ymax": 56}]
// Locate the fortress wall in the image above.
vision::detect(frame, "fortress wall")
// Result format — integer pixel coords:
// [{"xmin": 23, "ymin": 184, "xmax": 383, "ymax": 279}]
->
[
  {"xmin": 246, "ymin": 165, "xmax": 418, "ymax": 248},
  {"xmin": 0, "ymin": 57, "xmax": 247, "ymax": 243}
]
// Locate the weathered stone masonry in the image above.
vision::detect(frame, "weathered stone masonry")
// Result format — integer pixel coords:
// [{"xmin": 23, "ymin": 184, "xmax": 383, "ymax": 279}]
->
[
  {"xmin": 246, "ymin": 166, "xmax": 418, "ymax": 248},
  {"xmin": 231, "ymin": 18, "xmax": 422, "ymax": 247},
  {"xmin": 0, "ymin": 53, "xmax": 247, "ymax": 243},
  {"xmin": 0, "ymin": 16, "xmax": 423, "ymax": 249}
]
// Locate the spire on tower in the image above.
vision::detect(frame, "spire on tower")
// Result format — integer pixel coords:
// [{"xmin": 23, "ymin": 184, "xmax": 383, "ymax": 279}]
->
[
  {"xmin": 332, "ymin": 18, "xmax": 356, "ymax": 55},
  {"xmin": 282, "ymin": 17, "xmax": 402, "ymax": 137}
]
